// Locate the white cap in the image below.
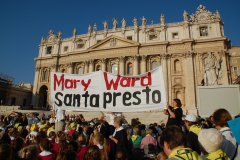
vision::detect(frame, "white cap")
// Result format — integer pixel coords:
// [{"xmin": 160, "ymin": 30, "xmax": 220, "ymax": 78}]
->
[
  {"xmin": 184, "ymin": 113, "xmax": 197, "ymax": 122},
  {"xmin": 198, "ymin": 128, "xmax": 223, "ymax": 153}
]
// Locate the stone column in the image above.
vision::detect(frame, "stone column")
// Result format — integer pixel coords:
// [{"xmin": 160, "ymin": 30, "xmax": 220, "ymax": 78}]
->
[
  {"xmin": 140, "ymin": 55, "xmax": 147, "ymax": 74},
  {"xmin": 218, "ymin": 51, "xmax": 230, "ymax": 84},
  {"xmin": 133, "ymin": 55, "xmax": 139, "ymax": 75},
  {"xmin": 161, "ymin": 54, "xmax": 169, "ymax": 101},
  {"xmin": 184, "ymin": 52, "xmax": 196, "ymax": 111},
  {"xmin": 101, "ymin": 58, "xmax": 107, "ymax": 71},
  {"xmin": 84, "ymin": 61, "xmax": 89, "ymax": 74},
  {"xmin": 119, "ymin": 57, "xmax": 125, "ymax": 75},
  {"xmin": 89, "ymin": 60, "xmax": 94, "ymax": 73},
  {"xmin": 67, "ymin": 62, "xmax": 73, "ymax": 74},
  {"xmin": 32, "ymin": 66, "xmax": 41, "ymax": 108}
]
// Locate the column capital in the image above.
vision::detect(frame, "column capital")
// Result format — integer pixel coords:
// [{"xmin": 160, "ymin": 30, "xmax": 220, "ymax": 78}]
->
[
  {"xmin": 133, "ymin": 55, "xmax": 140, "ymax": 60},
  {"xmin": 67, "ymin": 62, "xmax": 73, "ymax": 67},
  {"xmin": 119, "ymin": 56, "xmax": 125, "ymax": 62},
  {"xmin": 35, "ymin": 66, "xmax": 41, "ymax": 71},
  {"xmin": 141, "ymin": 55, "xmax": 147, "ymax": 60},
  {"xmin": 184, "ymin": 51, "xmax": 196, "ymax": 58},
  {"xmin": 218, "ymin": 50, "xmax": 227, "ymax": 57},
  {"xmin": 160, "ymin": 53, "xmax": 171, "ymax": 59},
  {"xmin": 100, "ymin": 58, "xmax": 107, "ymax": 63},
  {"xmin": 89, "ymin": 59, "xmax": 94, "ymax": 64}
]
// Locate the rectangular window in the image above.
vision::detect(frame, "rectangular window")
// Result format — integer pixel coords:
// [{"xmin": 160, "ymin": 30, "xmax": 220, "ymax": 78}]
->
[
  {"xmin": 234, "ymin": 67, "xmax": 238, "ymax": 76},
  {"xmin": 46, "ymin": 46, "xmax": 52, "ymax": 54},
  {"xmin": 77, "ymin": 44, "xmax": 84, "ymax": 49},
  {"xmin": 200, "ymin": 26, "xmax": 208, "ymax": 36},
  {"xmin": 149, "ymin": 34, "xmax": 157, "ymax": 40},
  {"xmin": 64, "ymin": 46, "xmax": 68, "ymax": 52},
  {"xmin": 97, "ymin": 40, "xmax": 102, "ymax": 43},
  {"xmin": 172, "ymin": 32, "xmax": 179, "ymax": 39},
  {"xmin": 127, "ymin": 36, "xmax": 133, "ymax": 40}
]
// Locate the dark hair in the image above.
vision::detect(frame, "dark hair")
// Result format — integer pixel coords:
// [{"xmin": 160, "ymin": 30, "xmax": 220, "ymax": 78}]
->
[
  {"xmin": 84, "ymin": 145, "xmax": 101, "ymax": 160},
  {"xmin": 213, "ymin": 108, "xmax": 232, "ymax": 127},
  {"xmin": 56, "ymin": 149, "xmax": 76, "ymax": 160},
  {"xmin": 173, "ymin": 99, "xmax": 182, "ymax": 108},
  {"xmin": 0, "ymin": 143, "xmax": 13, "ymax": 160},
  {"xmin": 160, "ymin": 125, "xmax": 186, "ymax": 150},
  {"xmin": 40, "ymin": 139, "xmax": 52, "ymax": 151}
]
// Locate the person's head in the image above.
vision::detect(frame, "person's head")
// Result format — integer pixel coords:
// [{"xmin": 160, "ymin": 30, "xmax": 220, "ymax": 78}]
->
[
  {"xmin": 85, "ymin": 145, "xmax": 101, "ymax": 160},
  {"xmin": 0, "ymin": 143, "xmax": 12, "ymax": 160},
  {"xmin": 213, "ymin": 108, "xmax": 232, "ymax": 129},
  {"xmin": 160, "ymin": 126, "xmax": 186, "ymax": 157},
  {"xmin": 145, "ymin": 129, "xmax": 153, "ymax": 135},
  {"xmin": 131, "ymin": 119, "xmax": 138, "ymax": 127},
  {"xmin": 116, "ymin": 149, "xmax": 128, "ymax": 160},
  {"xmin": 77, "ymin": 134, "xmax": 87, "ymax": 147},
  {"xmin": 198, "ymin": 128, "xmax": 223, "ymax": 155},
  {"xmin": 56, "ymin": 149, "xmax": 76, "ymax": 160},
  {"xmin": 92, "ymin": 133, "xmax": 104, "ymax": 146},
  {"xmin": 20, "ymin": 145, "xmax": 39, "ymax": 160},
  {"xmin": 39, "ymin": 138, "xmax": 52, "ymax": 151},
  {"xmin": 132, "ymin": 128, "xmax": 140, "ymax": 135},
  {"xmin": 12, "ymin": 137, "xmax": 25, "ymax": 152},
  {"xmin": 83, "ymin": 125, "xmax": 88, "ymax": 133},
  {"xmin": 184, "ymin": 113, "xmax": 197, "ymax": 130},
  {"xmin": 172, "ymin": 99, "xmax": 182, "ymax": 108},
  {"xmin": 49, "ymin": 131, "xmax": 56, "ymax": 140},
  {"xmin": 114, "ymin": 117, "xmax": 123, "ymax": 128}
]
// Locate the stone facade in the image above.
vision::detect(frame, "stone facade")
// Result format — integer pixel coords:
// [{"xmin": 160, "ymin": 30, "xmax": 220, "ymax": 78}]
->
[
  {"xmin": 0, "ymin": 82, "xmax": 32, "ymax": 106},
  {"xmin": 32, "ymin": 5, "xmax": 231, "ymax": 112},
  {"xmin": 229, "ymin": 46, "xmax": 240, "ymax": 83}
]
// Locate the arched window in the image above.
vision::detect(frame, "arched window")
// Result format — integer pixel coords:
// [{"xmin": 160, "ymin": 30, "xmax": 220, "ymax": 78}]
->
[
  {"xmin": 78, "ymin": 67, "xmax": 83, "ymax": 74},
  {"xmin": 111, "ymin": 63, "xmax": 118, "ymax": 74},
  {"xmin": 174, "ymin": 59, "xmax": 181, "ymax": 72},
  {"xmin": 127, "ymin": 63, "xmax": 133, "ymax": 75},
  {"xmin": 151, "ymin": 61, "xmax": 158, "ymax": 70},
  {"xmin": 96, "ymin": 65, "xmax": 101, "ymax": 71}
]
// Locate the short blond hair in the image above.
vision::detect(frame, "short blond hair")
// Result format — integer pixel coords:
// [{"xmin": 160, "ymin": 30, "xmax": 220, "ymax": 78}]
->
[{"xmin": 114, "ymin": 117, "xmax": 123, "ymax": 125}]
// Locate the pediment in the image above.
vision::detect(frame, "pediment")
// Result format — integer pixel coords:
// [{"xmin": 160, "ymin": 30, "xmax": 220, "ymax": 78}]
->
[{"xmin": 89, "ymin": 35, "xmax": 140, "ymax": 50}]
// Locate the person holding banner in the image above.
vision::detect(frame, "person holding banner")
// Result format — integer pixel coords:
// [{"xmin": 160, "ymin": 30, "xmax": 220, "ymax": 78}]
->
[
  {"xmin": 109, "ymin": 117, "xmax": 128, "ymax": 160},
  {"xmin": 55, "ymin": 107, "xmax": 65, "ymax": 132},
  {"xmin": 164, "ymin": 99, "xmax": 183, "ymax": 128}
]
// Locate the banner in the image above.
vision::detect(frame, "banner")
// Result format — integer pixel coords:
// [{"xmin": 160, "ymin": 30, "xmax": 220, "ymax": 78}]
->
[{"xmin": 51, "ymin": 66, "xmax": 166, "ymax": 112}]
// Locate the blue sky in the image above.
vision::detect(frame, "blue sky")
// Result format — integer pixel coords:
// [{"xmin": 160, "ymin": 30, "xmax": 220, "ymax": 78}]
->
[{"xmin": 0, "ymin": 0, "xmax": 240, "ymax": 85}]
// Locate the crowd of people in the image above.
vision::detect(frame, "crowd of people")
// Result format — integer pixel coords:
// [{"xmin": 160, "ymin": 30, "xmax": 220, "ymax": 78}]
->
[{"xmin": 0, "ymin": 98, "xmax": 239, "ymax": 160}]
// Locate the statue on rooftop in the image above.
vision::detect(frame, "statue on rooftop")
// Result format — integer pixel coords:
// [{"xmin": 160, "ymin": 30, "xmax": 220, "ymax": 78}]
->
[
  {"xmin": 121, "ymin": 18, "xmax": 126, "ymax": 28},
  {"xmin": 113, "ymin": 18, "xmax": 118, "ymax": 29}
]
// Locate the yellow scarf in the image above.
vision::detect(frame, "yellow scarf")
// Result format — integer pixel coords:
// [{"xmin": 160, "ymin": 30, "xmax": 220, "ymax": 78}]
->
[
  {"xmin": 131, "ymin": 135, "xmax": 139, "ymax": 142},
  {"xmin": 47, "ymin": 127, "xmax": 54, "ymax": 135},
  {"xmin": 146, "ymin": 134, "xmax": 151, "ymax": 137},
  {"xmin": 189, "ymin": 124, "xmax": 202, "ymax": 135},
  {"xmin": 169, "ymin": 148, "xmax": 202, "ymax": 160},
  {"xmin": 205, "ymin": 149, "xmax": 230, "ymax": 160}
]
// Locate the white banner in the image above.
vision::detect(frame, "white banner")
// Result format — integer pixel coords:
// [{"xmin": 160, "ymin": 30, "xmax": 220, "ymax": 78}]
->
[{"xmin": 51, "ymin": 66, "xmax": 166, "ymax": 112}]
